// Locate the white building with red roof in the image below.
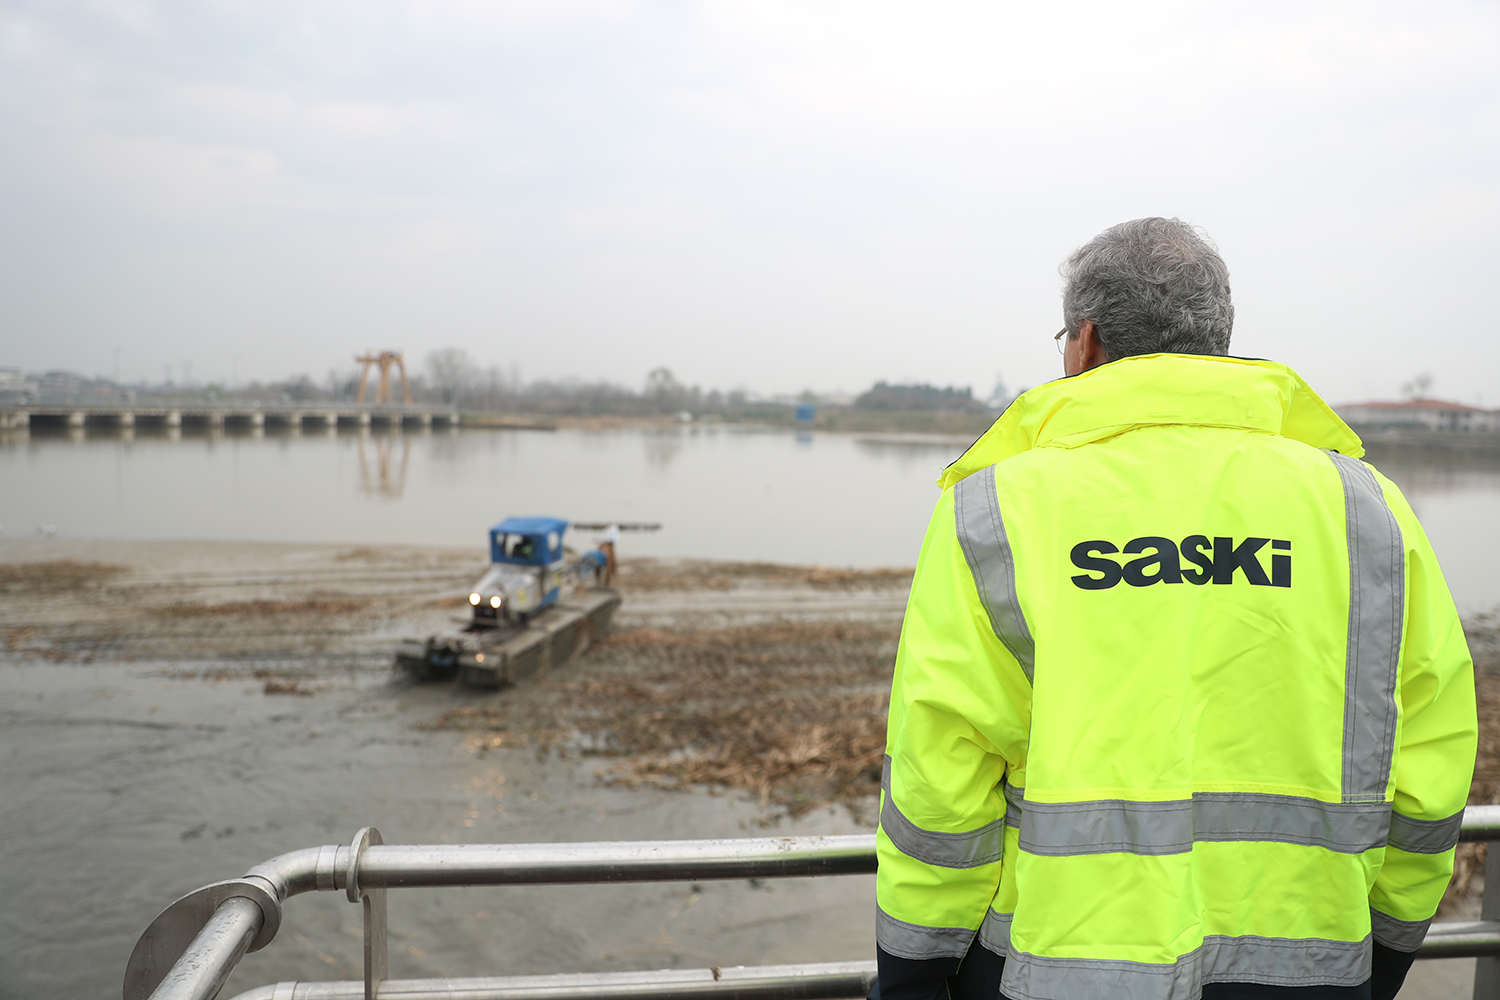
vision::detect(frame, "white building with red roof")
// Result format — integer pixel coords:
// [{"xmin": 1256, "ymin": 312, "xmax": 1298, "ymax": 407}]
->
[{"xmin": 1335, "ymin": 398, "xmax": 1499, "ymax": 433}]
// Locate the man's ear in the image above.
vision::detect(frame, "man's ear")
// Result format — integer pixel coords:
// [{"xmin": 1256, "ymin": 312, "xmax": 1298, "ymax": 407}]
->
[{"xmin": 1079, "ymin": 321, "xmax": 1111, "ymax": 372}]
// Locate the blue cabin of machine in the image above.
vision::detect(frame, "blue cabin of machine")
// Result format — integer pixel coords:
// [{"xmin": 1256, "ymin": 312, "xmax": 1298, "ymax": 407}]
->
[{"xmin": 490, "ymin": 517, "xmax": 569, "ymax": 566}]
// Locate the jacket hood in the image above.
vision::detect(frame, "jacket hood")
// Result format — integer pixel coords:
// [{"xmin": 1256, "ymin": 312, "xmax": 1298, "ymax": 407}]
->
[{"xmin": 938, "ymin": 354, "xmax": 1363, "ymax": 491}]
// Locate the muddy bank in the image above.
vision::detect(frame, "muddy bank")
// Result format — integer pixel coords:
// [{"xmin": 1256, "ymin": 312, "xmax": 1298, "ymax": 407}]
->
[{"xmin": 1447, "ymin": 613, "xmax": 1500, "ymax": 914}]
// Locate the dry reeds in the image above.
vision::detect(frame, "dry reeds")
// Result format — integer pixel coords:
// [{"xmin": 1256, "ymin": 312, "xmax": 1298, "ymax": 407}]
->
[
  {"xmin": 427, "ymin": 620, "xmax": 900, "ymax": 816},
  {"xmin": 151, "ymin": 599, "xmax": 368, "ymax": 619},
  {"xmin": 615, "ymin": 560, "xmax": 912, "ymax": 593},
  {"xmin": 1443, "ymin": 618, "xmax": 1500, "ymax": 915},
  {"xmin": 0, "ymin": 560, "xmax": 127, "ymax": 594}
]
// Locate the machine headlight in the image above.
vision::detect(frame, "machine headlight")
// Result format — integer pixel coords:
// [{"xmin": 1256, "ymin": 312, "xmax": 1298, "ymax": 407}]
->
[
  {"xmin": 469, "ymin": 593, "xmax": 481, "ymax": 606},
  {"xmin": 489, "ymin": 595, "xmax": 502, "ymax": 608}
]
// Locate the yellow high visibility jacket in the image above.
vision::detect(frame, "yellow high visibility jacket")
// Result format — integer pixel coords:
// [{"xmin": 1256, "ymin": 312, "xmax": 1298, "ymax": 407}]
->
[{"xmin": 876, "ymin": 354, "xmax": 1477, "ymax": 1000}]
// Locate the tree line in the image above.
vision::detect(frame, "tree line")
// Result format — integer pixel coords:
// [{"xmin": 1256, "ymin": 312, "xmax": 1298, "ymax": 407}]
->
[{"xmin": 109, "ymin": 347, "xmax": 997, "ymax": 417}]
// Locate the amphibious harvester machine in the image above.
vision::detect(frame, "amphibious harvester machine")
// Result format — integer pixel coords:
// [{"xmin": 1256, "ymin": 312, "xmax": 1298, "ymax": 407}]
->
[{"xmin": 395, "ymin": 516, "xmax": 656, "ymax": 688}]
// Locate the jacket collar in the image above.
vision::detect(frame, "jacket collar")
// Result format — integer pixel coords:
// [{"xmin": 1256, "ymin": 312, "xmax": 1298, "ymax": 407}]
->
[{"xmin": 938, "ymin": 354, "xmax": 1363, "ymax": 490}]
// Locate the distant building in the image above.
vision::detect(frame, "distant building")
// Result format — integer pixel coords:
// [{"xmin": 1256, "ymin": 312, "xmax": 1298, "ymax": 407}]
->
[
  {"xmin": 1335, "ymin": 398, "xmax": 1499, "ymax": 433},
  {"xmin": 39, "ymin": 370, "xmax": 87, "ymax": 395},
  {"xmin": 0, "ymin": 367, "xmax": 24, "ymax": 391}
]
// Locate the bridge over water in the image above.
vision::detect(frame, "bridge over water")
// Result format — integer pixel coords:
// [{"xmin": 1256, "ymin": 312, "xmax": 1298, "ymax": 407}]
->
[{"xmin": 0, "ymin": 403, "xmax": 458, "ymax": 432}]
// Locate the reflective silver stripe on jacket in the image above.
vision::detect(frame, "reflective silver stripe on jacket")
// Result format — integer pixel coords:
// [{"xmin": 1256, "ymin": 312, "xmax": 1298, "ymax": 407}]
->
[
  {"xmin": 1325, "ymin": 451, "xmax": 1405, "ymax": 804},
  {"xmin": 1002, "ymin": 780, "xmax": 1024, "ymax": 829},
  {"xmin": 876, "ymin": 905, "xmax": 975, "ymax": 961},
  {"xmin": 880, "ymin": 756, "xmax": 1005, "ymax": 868},
  {"xmin": 1019, "ymin": 792, "xmax": 1392, "ymax": 857},
  {"xmin": 1370, "ymin": 907, "xmax": 1432, "ymax": 953},
  {"xmin": 1002, "ymin": 934, "xmax": 1371, "ymax": 1000},
  {"xmin": 954, "ymin": 468, "xmax": 1035, "ymax": 683},
  {"xmin": 976, "ymin": 909, "xmax": 1012, "ymax": 956},
  {"xmin": 1388, "ymin": 808, "xmax": 1466, "ymax": 855}
]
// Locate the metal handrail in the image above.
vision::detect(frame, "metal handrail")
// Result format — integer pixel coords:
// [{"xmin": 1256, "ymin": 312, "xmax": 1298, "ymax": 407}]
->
[
  {"xmin": 223, "ymin": 962, "xmax": 880, "ymax": 1000},
  {"xmin": 126, "ymin": 806, "xmax": 1500, "ymax": 1000}
]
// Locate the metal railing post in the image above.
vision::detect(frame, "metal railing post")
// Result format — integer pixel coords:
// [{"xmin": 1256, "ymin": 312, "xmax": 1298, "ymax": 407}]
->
[
  {"xmin": 1476, "ymin": 844, "xmax": 1500, "ymax": 1000},
  {"xmin": 348, "ymin": 827, "xmax": 387, "ymax": 1000}
]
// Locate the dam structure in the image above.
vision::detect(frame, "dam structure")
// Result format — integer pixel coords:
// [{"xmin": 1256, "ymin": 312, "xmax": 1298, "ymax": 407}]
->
[{"xmin": 0, "ymin": 402, "xmax": 458, "ymax": 433}]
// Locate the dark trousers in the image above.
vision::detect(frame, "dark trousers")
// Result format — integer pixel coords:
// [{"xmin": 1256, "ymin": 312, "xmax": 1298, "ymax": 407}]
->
[{"xmin": 874, "ymin": 941, "xmax": 1416, "ymax": 1000}]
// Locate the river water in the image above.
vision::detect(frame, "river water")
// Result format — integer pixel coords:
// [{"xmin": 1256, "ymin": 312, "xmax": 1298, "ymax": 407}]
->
[
  {"xmin": 0, "ymin": 656, "xmax": 876, "ymax": 1000},
  {"xmin": 1, "ymin": 425, "xmax": 1497, "ymax": 612}
]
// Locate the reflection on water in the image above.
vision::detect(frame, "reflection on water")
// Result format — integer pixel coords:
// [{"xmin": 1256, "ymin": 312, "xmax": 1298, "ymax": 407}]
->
[
  {"xmin": 853, "ymin": 438, "xmax": 970, "ymax": 467},
  {"xmin": 2, "ymin": 426, "xmax": 1497, "ymax": 613},
  {"xmin": 358, "ymin": 433, "xmax": 411, "ymax": 498},
  {"xmin": 1358, "ymin": 443, "xmax": 1500, "ymax": 616},
  {"xmin": 1364, "ymin": 444, "xmax": 1500, "ymax": 497},
  {"xmin": 642, "ymin": 428, "xmax": 684, "ymax": 470}
]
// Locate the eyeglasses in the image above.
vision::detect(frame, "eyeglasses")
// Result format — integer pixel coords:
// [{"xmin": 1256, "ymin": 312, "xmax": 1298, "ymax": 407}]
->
[{"xmin": 1054, "ymin": 328, "xmax": 1069, "ymax": 354}]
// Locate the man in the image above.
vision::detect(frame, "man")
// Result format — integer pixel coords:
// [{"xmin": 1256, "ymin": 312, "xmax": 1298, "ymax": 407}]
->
[{"xmin": 875, "ymin": 218, "xmax": 1476, "ymax": 1000}]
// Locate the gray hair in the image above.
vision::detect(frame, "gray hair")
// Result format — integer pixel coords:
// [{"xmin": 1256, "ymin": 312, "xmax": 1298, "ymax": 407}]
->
[{"xmin": 1061, "ymin": 217, "xmax": 1233, "ymax": 360}]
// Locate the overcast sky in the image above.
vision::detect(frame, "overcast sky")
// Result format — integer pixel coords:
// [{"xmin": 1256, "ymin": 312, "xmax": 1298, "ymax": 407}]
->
[{"xmin": 1, "ymin": 0, "xmax": 1496, "ymax": 404}]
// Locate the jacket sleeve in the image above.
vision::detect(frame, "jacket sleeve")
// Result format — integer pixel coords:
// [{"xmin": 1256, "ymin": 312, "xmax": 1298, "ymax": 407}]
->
[
  {"xmin": 1367, "ymin": 469, "xmax": 1478, "ymax": 953},
  {"xmin": 876, "ymin": 484, "xmax": 1033, "ymax": 989}
]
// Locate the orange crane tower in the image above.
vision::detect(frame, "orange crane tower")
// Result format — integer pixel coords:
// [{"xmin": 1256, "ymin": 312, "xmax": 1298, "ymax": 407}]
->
[{"xmin": 354, "ymin": 351, "xmax": 412, "ymax": 406}]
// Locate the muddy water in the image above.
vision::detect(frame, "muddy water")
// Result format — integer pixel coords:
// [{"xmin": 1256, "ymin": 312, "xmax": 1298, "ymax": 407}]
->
[{"xmin": 0, "ymin": 656, "xmax": 874, "ymax": 1000}]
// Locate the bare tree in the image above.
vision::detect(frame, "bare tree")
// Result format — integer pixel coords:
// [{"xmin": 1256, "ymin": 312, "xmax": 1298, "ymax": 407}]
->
[
  {"xmin": 645, "ymin": 366, "xmax": 686, "ymax": 412},
  {"xmin": 282, "ymin": 374, "xmax": 317, "ymax": 402},
  {"xmin": 325, "ymin": 367, "xmax": 360, "ymax": 400},
  {"xmin": 426, "ymin": 348, "xmax": 480, "ymax": 406},
  {"xmin": 1401, "ymin": 372, "xmax": 1434, "ymax": 400},
  {"xmin": 477, "ymin": 363, "xmax": 523, "ymax": 412}
]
